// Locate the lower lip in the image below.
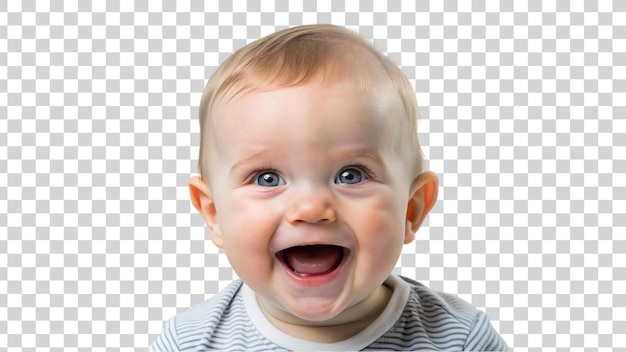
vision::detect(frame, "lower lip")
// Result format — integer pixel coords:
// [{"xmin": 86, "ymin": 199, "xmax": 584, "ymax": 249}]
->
[{"xmin": 278, "ymin": 248, "xmax": 350, "ymax": 287}]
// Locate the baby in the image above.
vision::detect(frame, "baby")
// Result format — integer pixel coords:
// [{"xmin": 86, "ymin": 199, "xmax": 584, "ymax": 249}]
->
[{"xmin": 150, "ymin": 24, "xmax": 509, "ymax": 351}]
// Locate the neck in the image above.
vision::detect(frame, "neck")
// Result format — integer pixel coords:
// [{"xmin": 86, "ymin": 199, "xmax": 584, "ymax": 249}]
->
[{"xmin": 258, "ymin": 284, "xmax": 392, "ymax": 343}]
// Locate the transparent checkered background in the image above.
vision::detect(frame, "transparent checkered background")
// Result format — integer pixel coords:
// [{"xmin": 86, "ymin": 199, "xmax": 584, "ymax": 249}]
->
[{"xmin": 1, "ymin": 1, "xmax": 624, "ymax": 350}]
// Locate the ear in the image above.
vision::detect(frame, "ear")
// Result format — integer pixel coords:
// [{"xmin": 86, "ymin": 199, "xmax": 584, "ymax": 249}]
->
[
  {"xmin": 189, "ymin": 176, "xmax": 223, "ymax": 248},
  {"xmin": 404, "ymin": 171, "xmax": 439, "ymax": 244}
]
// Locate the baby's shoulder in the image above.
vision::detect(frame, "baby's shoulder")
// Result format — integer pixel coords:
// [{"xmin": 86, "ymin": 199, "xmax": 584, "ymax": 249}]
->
[
  {"xmin": 150, "ymin": 280, "xmax": 248, "ymax": 351},
  {"xmin": 399, "ymin": 276, "xmax": 480, "ymax": 329},
  {"xmin": 394, "ymin": 277, "xmax": 510, "ymax": 351},
  {"xmin": 175, "ymin": 279, "xmax": 245, "ymax": 324}
]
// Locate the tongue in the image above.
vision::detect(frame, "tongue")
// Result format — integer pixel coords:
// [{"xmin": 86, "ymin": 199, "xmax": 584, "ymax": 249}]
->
[{"xmin": 283, "ymin": 245, "xmax": 343, "ymax": 276}]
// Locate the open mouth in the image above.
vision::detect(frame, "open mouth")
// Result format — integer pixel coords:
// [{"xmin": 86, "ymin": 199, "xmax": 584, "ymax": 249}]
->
[{"xmin": 277, "ymin": 245, "xmax": 348, "ymax": 277}]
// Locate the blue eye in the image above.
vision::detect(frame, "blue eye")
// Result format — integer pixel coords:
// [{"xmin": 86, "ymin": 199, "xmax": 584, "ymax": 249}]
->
[
  {"xmin": 256, "ymin": 172, "xmax": 284, "ymax": 187},
  {"xmin": 336, "ymin": 168, "xmax": 365, "ymax": 184}
]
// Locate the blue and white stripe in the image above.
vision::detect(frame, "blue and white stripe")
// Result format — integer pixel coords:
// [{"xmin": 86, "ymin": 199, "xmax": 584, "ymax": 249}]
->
[{"xmin": 150, "ymin": 275, "xmax": 509, "ymax": 351}]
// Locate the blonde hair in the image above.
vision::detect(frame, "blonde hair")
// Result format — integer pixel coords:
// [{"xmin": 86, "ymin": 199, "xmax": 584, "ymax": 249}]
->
[{"xmin": 197, "ymin": 24, "xmax": 422, "ymax": 179}]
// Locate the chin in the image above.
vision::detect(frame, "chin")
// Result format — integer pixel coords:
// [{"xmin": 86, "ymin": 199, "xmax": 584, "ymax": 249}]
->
[{"xmin": 285, "ymin": 297, "xmax": 347, "ymax": 323}]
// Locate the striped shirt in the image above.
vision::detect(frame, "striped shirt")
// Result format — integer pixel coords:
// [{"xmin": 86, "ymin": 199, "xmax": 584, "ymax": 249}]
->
[{"xmin": 150, "ymin": 275, "xmax": 509, "ymax": 351}]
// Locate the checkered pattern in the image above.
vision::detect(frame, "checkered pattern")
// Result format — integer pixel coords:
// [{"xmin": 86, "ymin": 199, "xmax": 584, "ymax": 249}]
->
[{"xmin": 1, "ymin": 1, "xmax": 624, "ymax": 350}]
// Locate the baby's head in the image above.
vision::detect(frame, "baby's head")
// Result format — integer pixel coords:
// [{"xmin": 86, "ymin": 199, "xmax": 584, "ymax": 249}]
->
[
  {"xmin": 197, "ymin": 24, "xmax": 423, "ymax": 180},
  {"xmin": 190, "ymin": 24, "xmax": 438, "ymax": 334}
]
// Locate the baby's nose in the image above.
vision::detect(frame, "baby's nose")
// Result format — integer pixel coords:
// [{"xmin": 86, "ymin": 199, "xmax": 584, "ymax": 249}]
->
[{"xmin": 286, "ymin": 188, "xmax": 337, "ymax": 224}]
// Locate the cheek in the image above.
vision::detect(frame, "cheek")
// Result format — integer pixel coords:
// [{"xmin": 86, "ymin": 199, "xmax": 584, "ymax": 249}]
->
[
  {"xmin": 367, "ymin": 189, "xmax": 406, "ymax": 230},
  {"xmin": 354, "ymin": 192, "xmax": 407, "ymax": 253},
  {"xmin": 216, "ymin": 195, "xmax": 279, "ymax": 270},
  {"xmin": 217, "ymin": 188, "xmax": 268, "ymax": 230}
]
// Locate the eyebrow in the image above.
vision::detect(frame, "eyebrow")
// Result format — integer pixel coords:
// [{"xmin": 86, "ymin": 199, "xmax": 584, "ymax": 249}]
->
[
  {"xmin": 341, "ymin": 149, "xmax": 386, "ymax": 166},
  {"xmin": 228, "ymin": 148, "xmax": 272, "ymax": 178},
  {"xmin": 229, "ymin": 147, "xmax": 386, "ymax": 176}
]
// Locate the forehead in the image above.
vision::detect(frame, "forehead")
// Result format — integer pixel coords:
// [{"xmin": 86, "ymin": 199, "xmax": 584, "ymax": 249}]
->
[
  {"xmin": 214, "ymin": 82, "xmax": 385, "ymax": 139},
  {"xmin": 218, "ymin": 79, "xmax": 406, "ymax": 131},
  {"xmin": 212, "ymin": 84, "xmax": 413, "ymax": 181}
]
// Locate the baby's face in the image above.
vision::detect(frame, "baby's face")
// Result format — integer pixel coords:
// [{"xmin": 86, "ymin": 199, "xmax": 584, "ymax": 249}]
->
[{"xmin": 204, "ymin": 82, "xmax": 418, "ymax": 323}]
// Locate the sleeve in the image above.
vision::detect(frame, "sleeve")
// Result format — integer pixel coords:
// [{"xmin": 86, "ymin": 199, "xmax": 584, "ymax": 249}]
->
[
  {"xmin": 148, "ymin": 316, "xmax": 180, "ymax": 352},
  {"xmin": 463, "ymin": 310, "xmax": 510, "ymax": 351}
]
